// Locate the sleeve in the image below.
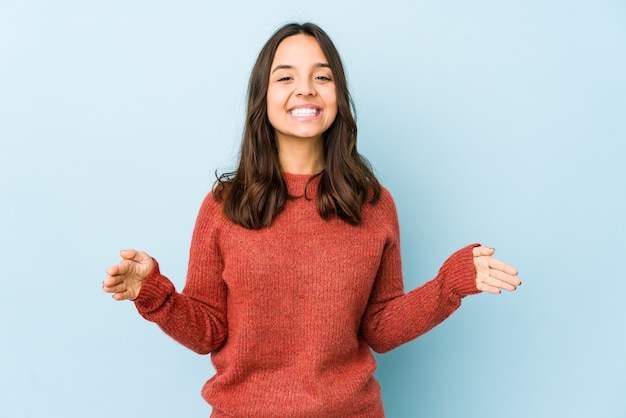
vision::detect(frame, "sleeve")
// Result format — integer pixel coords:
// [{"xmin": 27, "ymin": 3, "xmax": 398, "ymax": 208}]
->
[
  {"xmin": 359, "ymin": 192, "xmax": 481, "ymax": 354},
  {"xmin": 133, "ymin": 192, "xmax": 228, "ymax": 355}
]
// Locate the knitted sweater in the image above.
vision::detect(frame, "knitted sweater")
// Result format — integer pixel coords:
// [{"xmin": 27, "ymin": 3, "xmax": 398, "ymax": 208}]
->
[{"xmin": 134, "ymin": 173, "xmax": 480, "ymax": 417}]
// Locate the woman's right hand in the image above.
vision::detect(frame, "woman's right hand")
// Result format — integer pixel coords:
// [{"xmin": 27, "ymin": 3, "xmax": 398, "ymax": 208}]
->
[{"xmin": 103, "ymin": 249, "xmax": 154, "ymax": 301}]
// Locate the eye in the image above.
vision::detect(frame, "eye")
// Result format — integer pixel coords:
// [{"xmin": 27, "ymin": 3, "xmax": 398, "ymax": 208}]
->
[
  {"xmin": 316, "ymin": 75, "xmax": 333, "ymax": 82},
  {"xmin": 277, "ymin": 76, "xmax": 292, "ymax": 82}
]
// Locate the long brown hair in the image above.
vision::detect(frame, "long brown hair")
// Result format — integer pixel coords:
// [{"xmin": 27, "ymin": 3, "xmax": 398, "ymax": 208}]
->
[{"xmin": 214, "ymin": 22, "xmax": 381, "ymax": 229}]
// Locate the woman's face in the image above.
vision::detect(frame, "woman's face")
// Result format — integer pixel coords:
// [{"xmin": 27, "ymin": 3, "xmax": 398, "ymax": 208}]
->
[{"xmin": 266, "ymin": 34, "xmax": 338, "ymax": 147}]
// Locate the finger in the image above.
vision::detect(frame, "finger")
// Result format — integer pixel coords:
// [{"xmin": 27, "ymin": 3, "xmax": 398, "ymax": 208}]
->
[
  {"xmin": 112, "ymin": 290, "xmax": 134, "ymax": 301},
  {"xmin": 105, "ymin": 261, "xmax": 131, "ymax": 277},
  {"xmin": 476, "ymin": 281, "xmax": 501, "ymax": 294},
  {"xmin": 104, "ymin": 250, "xmax": 138, "ymax": 276},
  {"xmin": 103, "ymin": 283, "xmax": 125, "ymax": 294},
  {"xmin": 487, "ymin": 257, "xmax": 519, "ymax": 276},
  {"xmin": 478, "ymin": 272, "xmax": 518, "ymax": 292},
  {"xmin": 102, "ymin": 275, "xmax": 123, "ymax": 288},
  {"xmin": 492, "ymin": 278, "xmax": 517, "ymax": 292},
  {"xmin": 105, "ymin": 264, "xmax": 120, "ymax": 277},
  {"xmin": 109, "ymin": 253, "xmax": 146, "ymax": 275},
  {"xmin": 472, "ymin": 246, "xmax": 495, "ymax": 257},
  {"xmin": 490, "ymin": 269, "xmax": 522, "ymax": 287},
  {"xmin": 479, "ymin": 271, "xmax": 519, "ymax": 292}
]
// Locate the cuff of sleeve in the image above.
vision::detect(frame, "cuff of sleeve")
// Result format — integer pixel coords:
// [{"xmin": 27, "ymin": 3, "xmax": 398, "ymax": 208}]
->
[
  {"xmin": 134, "ymin": 258, "xmax": 176, "ymax": 317},
  {"xmin": 440, "ymin": 243, "xmax": 481, "ymax": 298}
]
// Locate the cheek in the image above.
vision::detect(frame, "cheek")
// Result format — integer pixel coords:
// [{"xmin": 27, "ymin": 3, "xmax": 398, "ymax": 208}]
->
[
  {"xmin": 266, "ymin": 89, "xmax": 282, "ymax": 125},
  {"xmin": 326, "ymin": 92, "xmax": 339, "ymax": 121},
  {"xmin": 267, "ymin": 87, "xmax": 290, "ymax": 109},
  {"xmin": 267, "ymin": 109, "xmax": 281, "ymax": 131},
  {"xmin": 325, "ymin": 87, "xmax": 338, "ymax": 109}
]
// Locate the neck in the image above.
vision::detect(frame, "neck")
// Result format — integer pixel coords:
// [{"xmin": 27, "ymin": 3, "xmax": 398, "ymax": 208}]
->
[{"xmin": 276, "ymin": 135, "xmax": 324, "ymax": 174}]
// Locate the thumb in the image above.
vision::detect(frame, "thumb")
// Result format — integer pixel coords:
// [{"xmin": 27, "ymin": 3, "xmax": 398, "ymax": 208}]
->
[
  {"xmin": 120, "ymin": 249, "xmax": 153, "ymax": 273},
  {"xmin": 119, "ymin": 248, "xmax": 148, "ymax": 263},
  {"xmin": 472, "ymin": 245, "xmax": 495, "ymax": 257}
]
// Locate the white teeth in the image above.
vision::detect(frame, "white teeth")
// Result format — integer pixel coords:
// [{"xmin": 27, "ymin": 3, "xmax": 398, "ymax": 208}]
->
[{"xmin": 290, "ymin": 108, "xmax": 319, "ymax": 117}]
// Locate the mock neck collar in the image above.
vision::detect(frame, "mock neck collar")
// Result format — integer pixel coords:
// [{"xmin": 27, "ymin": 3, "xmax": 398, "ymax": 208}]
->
[{"xmin": 283, "ymin": 171, "xmax": 323, "ymax": 198}]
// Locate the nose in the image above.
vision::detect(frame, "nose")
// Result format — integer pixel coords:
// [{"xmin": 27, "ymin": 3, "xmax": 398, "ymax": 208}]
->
[{"xmin": 295, "ymin": 78, "xmax": 315, "ymax": 96}]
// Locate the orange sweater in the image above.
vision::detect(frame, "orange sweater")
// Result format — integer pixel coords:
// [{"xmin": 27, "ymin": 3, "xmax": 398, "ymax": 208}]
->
[{"xmin": 135, "ymin": 173, "xmax": 480, "ymax": 417}]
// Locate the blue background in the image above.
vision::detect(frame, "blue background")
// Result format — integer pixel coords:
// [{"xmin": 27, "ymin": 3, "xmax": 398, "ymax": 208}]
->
[{"xmin": 1, "ymin": 1, "xmax": 625, "ymax": 417}]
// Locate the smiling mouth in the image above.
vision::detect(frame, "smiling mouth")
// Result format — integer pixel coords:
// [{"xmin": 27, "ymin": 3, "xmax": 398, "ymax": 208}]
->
[{"xmin": 289, "ymin": 108, "xmax": 320, "ymax": 117}]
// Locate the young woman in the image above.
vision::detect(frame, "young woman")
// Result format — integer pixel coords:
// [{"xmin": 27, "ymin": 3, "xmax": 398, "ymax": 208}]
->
[{"xmin": 103, "ymin": 22, "xmax": 520, "ymax": 417}]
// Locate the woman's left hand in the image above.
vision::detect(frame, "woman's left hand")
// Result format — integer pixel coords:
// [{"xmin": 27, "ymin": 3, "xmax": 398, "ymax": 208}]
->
[{"xmin": 472, "ymin": 246, "xmax": 521, "ymax": 294}]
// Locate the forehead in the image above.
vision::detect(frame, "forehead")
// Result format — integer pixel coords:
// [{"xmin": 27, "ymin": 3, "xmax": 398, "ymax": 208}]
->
[{"xmin": 272, "ymin": 34, "xmax": 329, "ymax": 66}]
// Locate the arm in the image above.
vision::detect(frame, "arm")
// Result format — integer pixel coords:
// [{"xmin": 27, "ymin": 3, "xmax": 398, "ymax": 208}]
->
[
  {"xmin": 359, "ymin": 194, "xmax": 520, "ymax": 354},
  {"xmin": 103, "ymin": 193, "xmax": 228, "ymax": 354},
  {"xmin": 360, "ymin": 239, "xmax": 479, "ymax": 354}
]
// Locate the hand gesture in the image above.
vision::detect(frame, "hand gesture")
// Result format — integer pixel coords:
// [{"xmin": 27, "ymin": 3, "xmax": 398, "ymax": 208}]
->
[
  {"xmin": 102, "ymin": 249, "xmax": 154, "ymax": 301},
  {"xmin": 472, "ymin": 246, "xmax": 521, "ymax": 294}
]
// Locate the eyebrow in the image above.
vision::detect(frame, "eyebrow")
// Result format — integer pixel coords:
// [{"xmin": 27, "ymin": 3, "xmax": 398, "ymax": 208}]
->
[{"xmin": 271, "ymin": 63, "xmax": 331, "ymax": 74}]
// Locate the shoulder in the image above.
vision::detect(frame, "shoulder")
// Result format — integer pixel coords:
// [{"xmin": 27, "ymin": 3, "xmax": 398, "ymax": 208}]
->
[
  {"xmin": 194, "ymin": 190, "xmax": 227, "ymax": 231},
  {"xmin": 362, "ymin": 185, "xmax": 400, "ymax": 232},
  {"xmin": 378, "ymin": 186, "xmax": 397, "ymax": 210},
  {"xmin": 368, "ymin": 185, "xmax": 398, "ymax": 213},
  {"xmin": 201, "ymin": 190, "xmax": 223, "ymax": 212}
]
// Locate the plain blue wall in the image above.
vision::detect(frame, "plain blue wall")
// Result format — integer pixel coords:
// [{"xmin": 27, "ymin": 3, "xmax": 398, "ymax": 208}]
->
[{"xmin": 1, "ymin": 1, "xmax": 625, "ymax": 417}]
